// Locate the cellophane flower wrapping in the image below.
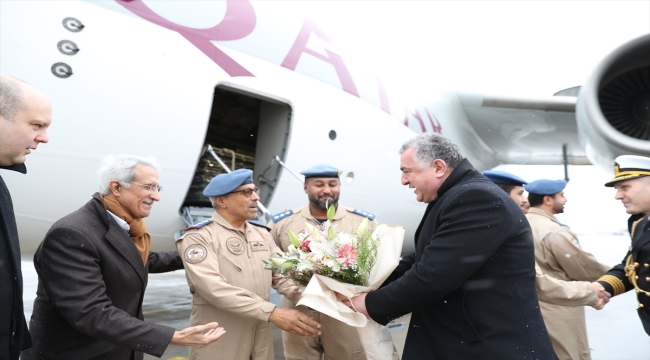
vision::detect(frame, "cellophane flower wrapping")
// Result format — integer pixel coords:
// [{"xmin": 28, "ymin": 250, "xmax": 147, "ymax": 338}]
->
[{"xmin": 263, "ymin": 206, "xmax": 404, "ymax": 360}]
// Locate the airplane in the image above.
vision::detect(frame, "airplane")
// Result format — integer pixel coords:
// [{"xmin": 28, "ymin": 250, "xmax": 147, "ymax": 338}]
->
[{"xmin": 1, "ymin": 0, "xmax": 649, "ymax": 256}]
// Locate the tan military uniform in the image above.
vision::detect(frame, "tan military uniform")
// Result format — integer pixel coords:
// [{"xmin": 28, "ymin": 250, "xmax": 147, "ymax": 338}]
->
[
  {"xmin": 535, "ymin": 262, "xmax": 597, "ymax": 307},
  {"xmin": 176, "ymin": 212, "xmax": 300, "ymax": 360},
  {"xmin": 268, "ymin": 203, "xmax": 378, "ymax": 360},
  {"xmin": 526, "ymin": 208, "xmax": 610, "ymax": 360}
]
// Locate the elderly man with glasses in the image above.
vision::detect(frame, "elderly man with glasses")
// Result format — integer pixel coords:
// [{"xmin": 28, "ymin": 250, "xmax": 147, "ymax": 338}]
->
[
  {"xmin": 23, "ymin": 154, "xmax": 225, "ymax": 360},
  {"xmin": 176, "ymin": 169, "xmax": 321, "ymax": 360}
]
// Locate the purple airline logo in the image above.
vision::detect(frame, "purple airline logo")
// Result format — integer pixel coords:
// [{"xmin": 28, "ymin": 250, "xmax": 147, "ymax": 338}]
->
[
  {"xmin": 116, "ymin": 0, "xmax": 441, "ymax": 134},
  {"xmin": 117, "ymin": 0, "xmax": 256, "ymax": 76}
]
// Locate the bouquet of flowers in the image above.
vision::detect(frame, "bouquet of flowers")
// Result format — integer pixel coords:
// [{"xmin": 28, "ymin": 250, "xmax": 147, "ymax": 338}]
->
[
  {"xmin": 263, "ymin": 203, "xmax": 405, "ymax": 360},
  {"xmin": 262, "ymin": 203, "xmax": 380, "ymax": 287}
]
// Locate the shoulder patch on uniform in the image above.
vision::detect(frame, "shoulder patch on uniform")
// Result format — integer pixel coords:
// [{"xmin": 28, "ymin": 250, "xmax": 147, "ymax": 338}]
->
[
  {"xmin": 248, "ymin": 221, "xmax": 271, "ymax": 232},
  {"xmin": 186, "ymin": 219, "xmax": 213, "ymax": 231},
  {"xmin": 184, "ymin": 244, "xmax": 208, "ymax": 264},
  {"xmin": 271, "ymin": 209, "xmax": 294, "ymax": 223},
  {"xmin": 351, "ymin": 209, "xmax": 376, "ymax": 220}
]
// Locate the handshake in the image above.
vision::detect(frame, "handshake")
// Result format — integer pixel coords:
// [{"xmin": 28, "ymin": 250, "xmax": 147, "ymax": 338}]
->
[{"xmin": 591, "ymin": 282, "xmax": 611, "ymax": 310}]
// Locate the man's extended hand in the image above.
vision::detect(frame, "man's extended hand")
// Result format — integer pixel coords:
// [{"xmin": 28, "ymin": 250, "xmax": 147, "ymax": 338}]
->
[
  {"xmin": 269, "ymin": 308, "xmax": 321, "ymax": 337},
  {"xmin": 591, "ymin": 282, "xmax": 611, "ymax": 310},
  {"xmin": 335, "ymin": 292, "xmax": 369, "ymax": 316},
  {"xmin": 170, "ymin": 322, "xmax": 226, "ymax": 348}
]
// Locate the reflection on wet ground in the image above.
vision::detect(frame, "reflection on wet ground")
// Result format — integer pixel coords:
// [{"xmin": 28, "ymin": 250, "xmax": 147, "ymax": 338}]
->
[{"xmin": 21, "ymin": 234, "xmax": 649, "ymax": 360}]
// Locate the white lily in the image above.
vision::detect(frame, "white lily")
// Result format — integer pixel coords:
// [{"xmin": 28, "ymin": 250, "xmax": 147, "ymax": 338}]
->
[
  {"xmin": 269, "ymin": 257, "xmax": 296, "ymax": 269},
  {"xmin": 305, "ymin": 222, "xmax": 320, "ymax": 241},
  {"xmin": 356, "ymin": 217, "xmax": 369, "ymax": 236}
]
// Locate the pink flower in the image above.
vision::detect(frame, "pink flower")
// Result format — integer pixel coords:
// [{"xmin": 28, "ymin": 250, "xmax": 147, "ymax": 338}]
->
[{"xmin": 337, "ymin": 244, "xmax": 358, "ymax": 267}]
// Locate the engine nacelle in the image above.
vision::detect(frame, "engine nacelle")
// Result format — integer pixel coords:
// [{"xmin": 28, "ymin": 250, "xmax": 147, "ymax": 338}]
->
[{"xmin": 576, "ymin": 33, "xmax": 650, "ymax": 170}]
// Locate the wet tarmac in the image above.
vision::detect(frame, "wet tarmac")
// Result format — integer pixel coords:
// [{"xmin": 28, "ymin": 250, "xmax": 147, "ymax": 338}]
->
[
  {"xmin": 21, "ymin": 234, "xmax": 650, "ymax": 360},
  {"xmin": 21, "ymin": 259, "xmax": 409, "ymax": 360},
  {"xmin": 135, "ymin": 270, "xmax": 411, "ymax": 360}
]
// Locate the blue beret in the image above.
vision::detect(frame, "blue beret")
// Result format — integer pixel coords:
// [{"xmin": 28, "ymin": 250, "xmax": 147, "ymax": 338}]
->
[
  {"xmin": 203, "ymin": 169, "xmax": 254, "ymax": 197},
  {"xmin": 524, "ymin": 179, "xmax": 567, "ymax": 196},
  {"xmin": 300, "ymin": 164, "xmax": 342, "ymax": 179},
  {"xmin": 483, "ymin": 170, "xmax": 527, "ymax": 186}
]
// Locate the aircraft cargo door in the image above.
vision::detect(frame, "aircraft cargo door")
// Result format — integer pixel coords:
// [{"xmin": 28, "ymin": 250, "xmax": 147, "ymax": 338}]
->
[{"xmin": 180, "ymin": 84, "xmax": 292, "ymax": 226}]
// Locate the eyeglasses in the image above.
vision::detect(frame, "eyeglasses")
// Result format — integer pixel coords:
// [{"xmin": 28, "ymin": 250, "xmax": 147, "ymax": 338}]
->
[
  {"xmin": 130, "ymin": 182, "xmax": 162, "ymax": 193},
  {"xmin": 228, "ymin": 187, "xmax": 259, "ymax": 198}
]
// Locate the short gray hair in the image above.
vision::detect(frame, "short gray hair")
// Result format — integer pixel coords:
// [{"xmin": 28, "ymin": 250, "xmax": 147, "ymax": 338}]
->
[
  {"xmin": 0, "ymin": 75, "xmax": 26, "ymax": 121},
  {"xmin": 399, "ymin": 133, "xmax": 464, "ymax": 170},
  {"xmin": 97, "ymin": 154, "xmax": 161, "ymax": 195}
]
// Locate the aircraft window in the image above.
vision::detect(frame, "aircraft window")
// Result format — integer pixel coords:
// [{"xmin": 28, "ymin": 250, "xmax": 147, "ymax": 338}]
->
[
  {"xmin": 57, "ymin": 40, "xmax": 80, "ymax": 56},
  {"xmin": 345, "ymin": 172, "xmax": 354, "ymax": 183},
  {"xmin": 51, "ymin": 63, "xmax": 73, "ymax": 79},
  {"xmin": 62, "ymin": 17, "xmax": 84, "ymax": 32},
  {"xmin": 329, "ymin": 130, "xmax": 337, "ymax": 140}
]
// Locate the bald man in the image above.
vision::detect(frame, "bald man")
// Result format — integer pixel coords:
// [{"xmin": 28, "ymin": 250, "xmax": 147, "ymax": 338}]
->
[{"xmin": 0, "ymin": 74, "xmax": 52, "ymax": 359}]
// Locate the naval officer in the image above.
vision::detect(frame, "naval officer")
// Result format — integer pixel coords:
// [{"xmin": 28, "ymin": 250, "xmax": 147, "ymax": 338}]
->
[
  {"xmin": 268, "ymin": 164, "xmax": 383, "ymax": 360},
  {"xmin": 597, "ymin": 155, "xmax": 650, "ymax": 335},
  {"xmin": 176, "ymin": 169, "xmax": 320, "ymax": 360}
]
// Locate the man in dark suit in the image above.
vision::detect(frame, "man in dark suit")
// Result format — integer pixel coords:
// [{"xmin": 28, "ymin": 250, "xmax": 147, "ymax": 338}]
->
[
  {"xmin": 0, "ymin": 74, "xmax": 52, "ymax": 360},
  {"xmin": 341, "ymin": 133, "xmax": 556, "ymax": 359},
  {"xmin": 23, "ymin": 155, "xmax": 225, "ymax": 360}
]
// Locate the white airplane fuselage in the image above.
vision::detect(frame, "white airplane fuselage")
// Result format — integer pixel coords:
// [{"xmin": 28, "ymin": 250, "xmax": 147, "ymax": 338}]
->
[
  {"xmin": 3, "ymin": 1, "xmax": 648, "ymax": 253},
  {"xmin": 1, "ymin": 0, "xmax": 500, "ymax": 253}
]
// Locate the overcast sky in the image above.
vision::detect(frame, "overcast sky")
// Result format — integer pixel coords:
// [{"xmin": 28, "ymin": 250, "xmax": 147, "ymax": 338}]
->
[{"xmin": 293, "ymin": 1, "xmax": 650, "ymax": 97}]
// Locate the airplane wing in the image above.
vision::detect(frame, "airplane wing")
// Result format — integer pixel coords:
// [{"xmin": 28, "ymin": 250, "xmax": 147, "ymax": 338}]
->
[
  {"xmin": 459, "ymin": 32, "xmax": 650, "ymax": 171},
  {"xmin": 457, "ymin": 92, "xmax": 589, "ymax": 166}
]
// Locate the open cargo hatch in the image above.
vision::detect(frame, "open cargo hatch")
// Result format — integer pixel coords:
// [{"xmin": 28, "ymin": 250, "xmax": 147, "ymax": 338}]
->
[{"xmin": 178, "ymin": 84, "xmax": 293, "ymax": 234}]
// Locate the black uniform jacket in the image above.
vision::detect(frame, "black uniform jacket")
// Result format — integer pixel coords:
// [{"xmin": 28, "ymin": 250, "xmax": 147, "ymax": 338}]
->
[
  {"xmin": 366, "ymin": 159, "xmax": 557, "ymax": 360},
  {"xmin": 0, "ymin": 164, "xmax": 32, "ymax": 360},
  {"xmin": 598, "ymin": 213, "xmax": 650, "ymax": 335},
  {"xmin": 22, "ymin": 193, "xmax": 184, "ymax": 360}
]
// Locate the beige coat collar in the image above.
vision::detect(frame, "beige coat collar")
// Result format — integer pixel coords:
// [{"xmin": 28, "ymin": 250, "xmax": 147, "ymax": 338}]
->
[
  {"xmin": 527, "ymin": 207, "xmax": 558, "ymax": 222},
  {"xmin": 211, "ymin": 211, "xmax": 253, "ymax": 234}
]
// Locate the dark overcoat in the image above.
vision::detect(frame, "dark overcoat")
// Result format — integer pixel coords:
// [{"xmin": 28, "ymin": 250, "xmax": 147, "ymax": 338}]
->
[
  {"xmin": 0, "ymin": 164, "xmax": 32, "ymax": 360},
  {"xmin": 22, "ymin": 193, "xmax": 184, "ymax": 360},
  {"xmin": 366, "ymin": 159, "xmax": 557, "ymax": 360}
]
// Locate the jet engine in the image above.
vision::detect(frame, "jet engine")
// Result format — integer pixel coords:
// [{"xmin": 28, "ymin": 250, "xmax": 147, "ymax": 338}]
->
[{"xmin": 576, "ymin": 33, "xmax": 650, "ymax": 170}]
